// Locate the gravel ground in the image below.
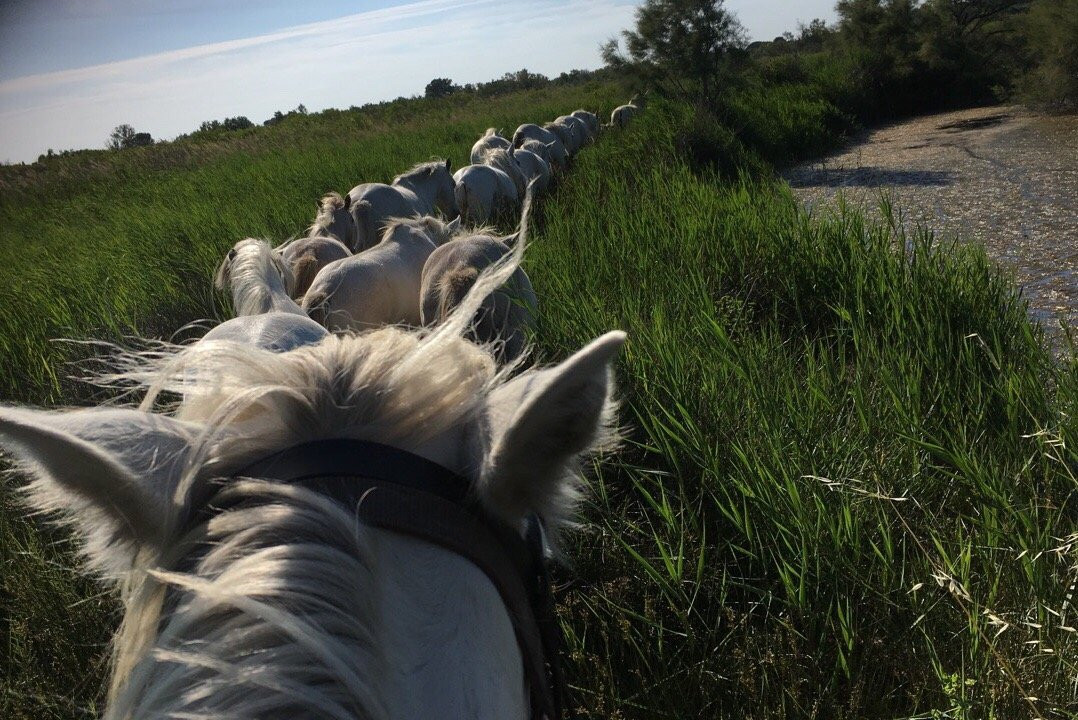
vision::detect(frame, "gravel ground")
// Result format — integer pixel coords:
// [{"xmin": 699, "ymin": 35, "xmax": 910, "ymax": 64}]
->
[{"xmin": 785, "ymin": 106, "xmax": 1078, "ymax": 343}]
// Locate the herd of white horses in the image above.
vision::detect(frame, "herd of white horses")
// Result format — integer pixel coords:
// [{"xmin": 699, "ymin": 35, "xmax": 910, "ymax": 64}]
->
[{"xmin": 0, "ymin": 96, "xmax": 643, "ymax": 719}]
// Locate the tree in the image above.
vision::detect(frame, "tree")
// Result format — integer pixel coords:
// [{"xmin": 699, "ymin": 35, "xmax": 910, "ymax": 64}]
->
[
  {"xmin": 424, "ymin": 77, "xmax": 459, "ymax": 99},
  {"xmin": 107, "ymin": 123, "xmax": 136, "ymax": 150},
  {"xmin": 107, "ymin": 123, "xmax": 153, "ymax": 150},
  {"xmin": 222, "ymin": 116, "xmax": 253, "ymax": 131},
  {"xmin": 601, "ymin": 0, "xmax": 747, "ymax": 106}
]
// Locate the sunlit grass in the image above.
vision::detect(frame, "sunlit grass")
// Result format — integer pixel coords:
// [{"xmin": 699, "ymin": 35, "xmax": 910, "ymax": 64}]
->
[{"xmin": 2, "ymin": 84, "xmax": 1077, "ymax": 719}]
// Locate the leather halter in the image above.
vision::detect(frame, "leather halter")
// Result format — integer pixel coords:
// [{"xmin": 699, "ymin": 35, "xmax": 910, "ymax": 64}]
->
[{"xmin": 218, "ymin": 438, "xmax": 567, "ymax": 720}]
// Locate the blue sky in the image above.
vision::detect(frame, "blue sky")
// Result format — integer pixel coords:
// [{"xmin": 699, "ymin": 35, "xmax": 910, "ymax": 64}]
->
[{"xmin": 0, "ymin": 1, "xmax": 838, "ymax": 163}]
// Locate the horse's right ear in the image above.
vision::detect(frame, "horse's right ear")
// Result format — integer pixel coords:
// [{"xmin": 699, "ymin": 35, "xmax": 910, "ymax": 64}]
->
[
  {"xmin": 0, "ymin": 406, "xmax": 199, "ymax": 577},
  {"xmin": 343, "ymin": 194, "xmax": 351, "ymax": 210},
  {"xmin": 445, "ymin": 158, "xmax": 452, "ymax": 172},
  {"xmin": 480, "ymin": 331, "xmax": 625, "ymax": 528}
]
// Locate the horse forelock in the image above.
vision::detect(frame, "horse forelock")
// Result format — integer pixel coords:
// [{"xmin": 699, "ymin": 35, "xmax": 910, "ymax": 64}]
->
[{"xmin": 108, "ymin": 479, "xmax": 386, "ymax": 719}]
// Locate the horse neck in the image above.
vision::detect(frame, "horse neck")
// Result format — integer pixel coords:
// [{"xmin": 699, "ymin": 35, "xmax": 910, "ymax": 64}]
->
[
  {"xmin": 394, "ymin": 174, "xmax": 441, "ymax": 214},
  {"xmin": 312, "ymin": 209, "xmax": 354, "ymax": 249},
  {"xmin": 230, "ymin": 247, "xmax": 297, "ymax": 316},
  {"xmin": 108, "ymin": 489, "xmax": 525, "ymax": 719}
]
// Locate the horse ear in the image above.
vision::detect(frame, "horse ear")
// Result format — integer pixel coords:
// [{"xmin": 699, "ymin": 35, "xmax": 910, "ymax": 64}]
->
[
  {"xmin": 0, "ymin": 406, "xmax": 198, "ymax": 576},
  {"xmin": 343, "ymin": 193, "xmax": 351, "ymax": 210},
  {"xmin": 479, "ymin": 331, "xmax": 625, "ymax": 528},
  {"xmin": 445, "ymin": 158, "xmax": 452, "ymax": 172},
  {"xmin": 447, "ymin": 216, "xmax": 461, "ymax": 234}
]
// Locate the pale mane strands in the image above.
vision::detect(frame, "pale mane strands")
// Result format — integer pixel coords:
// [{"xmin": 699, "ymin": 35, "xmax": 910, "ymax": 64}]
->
[
  {"xmin": 217, "ymin": 239, "xmax": 298, "ymax": 316},
  {"xmin": 308, "ymin": 192, "xmax": 347, "ymax": 236},
  {"xmin": 480, "ymin": 147, "xmax": 526, "ymax": 197},
  {"xmin": 108, "ymin": 482, "xmax": 385, "ymax": 720},
  {"xmin": 392, "ymin": 160, "xmax": 448, "ymax": 185}
]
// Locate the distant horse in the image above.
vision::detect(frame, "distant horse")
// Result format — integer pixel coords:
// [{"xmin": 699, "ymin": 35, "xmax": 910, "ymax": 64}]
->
[
  {"xmin": 274, "ymin": 235, "xmax": 352, "ymax": 299},
  {"xmin": 470, "ymin": 128, "xmax": 512, "ymax": 164},
  {"xmin": 479, "ymin": 147, "xmax": 528, "ymax": 198},
  {"xmin": 310, "ymin": 160, "xmax": 457, "ymax": 253},
  {"xmin": 512, "ymin": 143, "xmax": 552, "ymax": 194},
  {"xmin": 421, "ymin": 180, "xmax": 539, "ymax": 364},
  {"xmin": 610, "ymin": 94, "xmax": 645, "ymax": 129},
  {"xmin": 549, "ymin": 117, "xmax": 586, "ymax": 155},
  {"xmin": 511, "ymin": 124, "xmax": 569, "ymax": 171},
  {"xmin": 302, "ymin": 215, "xmax": 455, "ymax": 331},
  {"xmin": 453, "ymin": 163, "xmax": 519, "ymax": 227},
  {"xmin": 209, "ymin": 237, "xmax": 326, "ymax": 352},
  {"xmin": 0, "ymin": 248, "xmax": 625, "ymax": 717},
  {"xmin": 570, "ymin": 109, "xmax": 600, "ymax": 138},
  {"xmin": 306, "ymin": 193, "xmax": 356, "ymax": 250}
]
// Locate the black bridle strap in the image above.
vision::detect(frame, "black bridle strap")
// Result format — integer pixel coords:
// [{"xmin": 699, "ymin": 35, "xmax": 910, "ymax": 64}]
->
[
  {"xmin": 236, "ymin": 438, "xmax": 473, "ymax": 505},
  {"xmin": 230, "ymin": 439, "xmax": 560, "ymax": 720},
  {"xmin": 354, "ymin": 484, "xmax": 555, "ymax": 719}
]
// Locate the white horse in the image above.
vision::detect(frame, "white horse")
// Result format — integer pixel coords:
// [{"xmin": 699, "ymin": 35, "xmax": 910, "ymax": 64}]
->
[
  {"xmin": 470, "ymin": 128, "xmax": 512, "ymax": 165},
  {"xmin": 479, "ymin": 147, "xmax": 528, "ymax": 198},
  {"xmin": 512, "ymin": 143, "xmax": 551, "ymax": 194},
  {"xmin": 570, "ymin": 109, "xmax": 600, "ymax": 138},
  {"xmin": 275, "ymin": 235, "xmax": 352, "ymax": 299},
  {"xmin": 214, "ymin": 238, "xmax": 302, "ymax": 316},
  {"xmin": 610, "ymin": 95, "xmax": 645, "ymax": 129},
  {"xmin": 421, "ymin": 181, "xmax": 539, "ymax": 363},
  {"xmin": 309, "ymin": 160, "xmax": 457, "ymax": 253},
  {"xmin": 302, "ymin": 215, "xmax": 456, "ymax": 331},
  {"xmin": 307, "ymin": 193, "xmax": 356, "ymax": 251},
  {"xmin": 0, "ymin": 252, "xmax": 625, "ymax": 717},
  {"xmin": 550, "ymin": 117, "xmax": 588, "ymax": 154},
  {"xmin": 453, "ymin": 163, "xmax": 519, "ymax": 227},
  {"xmin": 209, "ymin": 237, "xmax": 327, "ymax": 351},
  {"xmin": 349, "ymin": 160, "xmax": 459, "ymax": 252},
  {"xmin": 511, "ymin": 124, "xmax": 569, "ymax": 171}
]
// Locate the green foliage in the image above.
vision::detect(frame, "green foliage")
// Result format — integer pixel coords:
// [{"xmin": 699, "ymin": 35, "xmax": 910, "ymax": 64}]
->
[
  {"xmin": 106, "ymin": 123, "xmax": 153, "ymax": 150},
  {"xmin": 1018, "ymin": 0, "xmax": 1078, "ymax": 111},
  {"xmin": 602, "ymin": 0, "xmax": 748, "ymax": 106},
  {"xmin": 531, "ymin": 105, "xmax": 1078, "ymax": 718},
  {"xmin": 424, "ymin": 77, "xmax": 460, "ymax": 99},
  {"xmin": 3, "ymin": 45, "xmax": 1077, "ymax": 720}
]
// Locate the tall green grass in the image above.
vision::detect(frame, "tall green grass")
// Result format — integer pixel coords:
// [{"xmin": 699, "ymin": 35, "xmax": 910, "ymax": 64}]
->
[
  {"xmin": 529, "ymin": 103, "xmax": 1078, "ymax": 718},
  {"xmin": 2, "ymin": 83, "xmax": 1076, "ymax": 719},
  {"xmin": 0, "ymin": 83, "xmax": 625, "ymax": 718}
]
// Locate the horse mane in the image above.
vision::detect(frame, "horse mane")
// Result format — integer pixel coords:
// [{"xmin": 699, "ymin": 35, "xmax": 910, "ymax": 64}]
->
[
  {"xmin": 215, "ymin": 238, "xmax": 296, "ymax": 315},
  {"xmin": 480, "ymin": 148, "xmax": 526, "ymax": 197},
  {"xmin": 393, "ymin": 160, "xmax": 447, "ymax": 185},
  {"xmin": 381, "ymin": 215, "xmax": 454, "ymax": 245},
  {"xmin": 307, "ymin": 192, "xmax": 347, "ymax": 236}
]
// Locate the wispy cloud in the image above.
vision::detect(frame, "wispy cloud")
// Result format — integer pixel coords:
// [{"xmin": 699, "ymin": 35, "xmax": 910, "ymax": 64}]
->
[{"xmin": 0, "ymin": 0, "xmax": 636, "ymax": 162}]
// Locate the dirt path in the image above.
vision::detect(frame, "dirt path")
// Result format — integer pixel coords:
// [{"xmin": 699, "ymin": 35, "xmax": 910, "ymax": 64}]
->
[{"xmin": 785, "ymin": 106, "xmax": 1078, "ymax": 340}]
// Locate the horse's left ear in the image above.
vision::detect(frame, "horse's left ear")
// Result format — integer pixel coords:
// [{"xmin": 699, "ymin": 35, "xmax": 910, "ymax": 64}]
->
[
  {"xmin": 445, "ymin": 158, "xmax": 452, "ymax": 172},
  {"xmin": 480, "ymin": 331, "xmax": 625, "ymax": 527},
  {"xmin": 0, "ymin": 406, "xmax": 199, "ymax": 577},
  {"xmin": 447, "ymin": 216, "xmax": 461, "ymax": 234},
  {"xmin": 343, "ymin": 193, "xmax": 351, "ymax": 210}
]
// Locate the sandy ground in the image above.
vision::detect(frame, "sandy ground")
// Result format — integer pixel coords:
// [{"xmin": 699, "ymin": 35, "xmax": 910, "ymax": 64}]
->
[{"xmin": 785, "ymin": 106, "xmax": 1078, "ymax": 340}]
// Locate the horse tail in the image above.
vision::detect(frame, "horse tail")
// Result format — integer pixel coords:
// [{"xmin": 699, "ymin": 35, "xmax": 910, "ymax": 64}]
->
[
  {"xmin": 454, "ymin": 180, "xmax": 473, "ymax": 226},
  {"xmin": 303, "ymin": 291, "xmax": 328, "ymax": 326},
  {"xmin": 352, "ymin": 199, "xmax": 377, "ymax": 252},
  {"xmin": 438, "ymin": 266, "xmax": 480, "ymax": 321},
  {"xmin": 291, "ymin": 252, "xmax": 319, "ymax": 299}
]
